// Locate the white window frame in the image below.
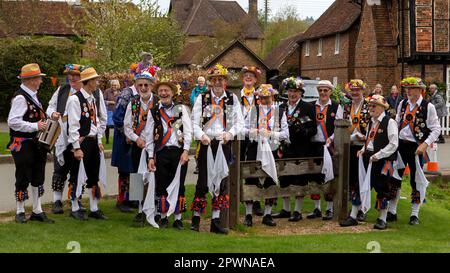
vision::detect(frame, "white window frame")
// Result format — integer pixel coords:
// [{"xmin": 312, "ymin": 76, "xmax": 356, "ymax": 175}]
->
[
  {"xmin": 335, "ymin": 34, "xmax": 340, "ymax": 55},
  {"xmin": 317, "ymin": 38, "xmax": 323, "ymax": 57},
  {"xmin": 305, "ymin": 41, "xmax": 310, "ymax": 56}
]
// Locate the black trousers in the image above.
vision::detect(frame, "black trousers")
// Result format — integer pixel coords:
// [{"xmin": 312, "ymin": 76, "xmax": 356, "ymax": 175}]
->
[
  {"xmin": 11, "ymin": 139, "xmax": 47, "ymax": 200},
  {"xmin": 130, "ymin": 143, "xmax": 142, "ymax": 174},
  {"xmin": 155, "ymin": 147, "xmax": 187, "ymax": 197},
  {"xmin": 349, "ymin": 144, "xmax": 363, "ymax": 206},
  {"xmin": 194, "ymin": 140, "xmax": 231, "ymax": 198},
  {"xmin": 396, "ymin": 140, "xmax": 424, "ymax": 203},
  {"xmin": 70, "ymin": 138, "xmax": 100, "ymax": 199},
  {"xmin": 362, "ymin": 151, "xmax": 391, "ymax": 210},
  {"xmin": 51, "ymin": 147, "xmax": 76, "ymax": 192}
]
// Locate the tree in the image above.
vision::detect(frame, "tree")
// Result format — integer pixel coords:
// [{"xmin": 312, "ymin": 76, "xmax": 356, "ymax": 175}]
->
[
  {"xmin": 262, "ymin": 5, "xmax": 313, "ymax": 58},
  {"xmin": 81, "ymin": 0, "xmax": 185, "ymax": 72}
]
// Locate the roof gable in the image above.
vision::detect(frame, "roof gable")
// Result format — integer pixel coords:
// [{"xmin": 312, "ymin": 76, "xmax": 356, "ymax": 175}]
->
[{"xmin": 265, "ymin": 33, "xmax": 304, "ymax": 70}]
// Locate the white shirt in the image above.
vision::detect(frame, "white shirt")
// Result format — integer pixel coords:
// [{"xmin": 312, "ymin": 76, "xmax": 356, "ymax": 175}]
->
[
  {"xmin": 192, "ymin": 90, "xmax": 244, "ymax": 140},
  {"xmin": 349, "ymin": 99, "xmax": 366, "ymax": 146},
  {"xmin": 363, "ymin": 112, "xmax": 398, "ymax": 160},
  {"xmin": 311, "ymin": 99, "xmax": 344, "ymax": 143},
  {"xmin": 7, "ymin": 84, "xmax": 42, "ymax": 133},
  {"xmin": 395, "ymin": 96, "xmax": 441, "ymax": 145},
  {"xmin": 287, "ymin": 98, "xmax": 302, "ymax": 116},
  {"xmin": 124, "ymin": 94, "xmax": 154, "ymax": 142},
  {"xmin": 67, "ymin": 88, "xmax": 102, "ymax": 149},
  {"xmin": 244, "ymin": 104, "xmax": 289, "ymax": 142},
  {"xmin": 145, "ymin": 102, "xmax": 192, "ymax": 157},
  {"xmin": 241, "ymin": 88, "xmax": 256, "ymax": 122},
  {"xmin": 46, "ymin": 85, "xmax": 78, "ymax": 117}
]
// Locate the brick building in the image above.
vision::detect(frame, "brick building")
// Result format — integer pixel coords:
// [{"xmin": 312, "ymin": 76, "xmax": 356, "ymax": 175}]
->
[
  {"xmin": 297, "ymin": 0, "xmax": 450, "ymax": 95},
  {"xmin": 264, "ymin": 33, "xmax": 304, "ymax": 79}
]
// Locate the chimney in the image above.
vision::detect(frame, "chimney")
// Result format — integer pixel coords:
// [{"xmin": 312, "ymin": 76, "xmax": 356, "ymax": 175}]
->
[{"xmin": 249, "ymin": 0, "xmax": 258, "ymax": 18}]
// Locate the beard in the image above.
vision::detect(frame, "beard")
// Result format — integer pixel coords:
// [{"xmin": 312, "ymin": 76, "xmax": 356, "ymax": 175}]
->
[{"xmin": 212, "ymin": 86, "xmax": 224, "ymax": 93}]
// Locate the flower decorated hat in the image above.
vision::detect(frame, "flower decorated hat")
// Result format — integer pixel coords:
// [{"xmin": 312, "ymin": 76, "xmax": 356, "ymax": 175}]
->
[
  {"xmin": 345, "ymin": 79, "xmax": 367, "ymax": 92},
  {"xmin": 240, "ymin": 66, "xmax": 262, "ymax": 81},
  {"xmin": 64, "ymin": 64, "xmax": 84, "ymax": 75},
  {"xmin": 256, "ymin": 84, "xmax": 278, "ymax": 97},
  {"xmin": 282, "ymin": 76, "xmax": 304, "ymax": 91},
  {"xmin": 206, "ymin": 64, "xmax": 229, "ymax": 79},
  {"xmin": 400, "ymin": 77, "xmax": 426, "ymax": 89},
  {"xmin": 368, "ymin": 94, "xmax": 389, "ymax": 110}
]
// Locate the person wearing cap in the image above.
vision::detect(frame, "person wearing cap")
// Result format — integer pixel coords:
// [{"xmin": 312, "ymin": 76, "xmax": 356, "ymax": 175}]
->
[
  {"xmin": 112, "ymin": 67, "xmax": 157, "ymax": 213},
  {"xmin": 122, "ymin": 72, "xmax": 156, "ymax": 223},
  {"xmin": 145, "ymin": 80, "xmax": 192, "ymax": 230},
  {"xmin": 342, "ymin": 79, "xmax": 371, "ymax": 222},
  {"xmin": 306, "ymin": 80, "xmax": 343, "ymax": 221},
  {"xmin": 388, "ymin": 77, "xmax": 441, "ymax": 225},
  {"xmin": 272, "ymin": 77, "xmax": 317, "ymax": 221},
  {"xmin": 46, "ymin": 64, "xmax": 84, "ymax": 214},
  {"xmin": 66, "ymin": 67, "xmax": 107, "ymax": 220},
  {"xmin": 242, "ymin": 84, "xmax": 289, "ymax": 227},
  {"xmin": 341, "ymin": 95, "xmax": 398, "ymax": 230},
  {"xmin": 190, "ymin": 64, "xmax": 244, "ymax": 234},
  {"xmin": 239, "ymin": 66, "xmax": 264, "ymax": 217},
  {"xmin": 8, "ymin": 63, "xmax": 54, "ymax": 224}
]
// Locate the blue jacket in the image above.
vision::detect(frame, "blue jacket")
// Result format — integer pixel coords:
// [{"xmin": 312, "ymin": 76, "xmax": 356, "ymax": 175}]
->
[{"xmin": 190, "ymin": 85, "xmax": 207, "ymax": 106}]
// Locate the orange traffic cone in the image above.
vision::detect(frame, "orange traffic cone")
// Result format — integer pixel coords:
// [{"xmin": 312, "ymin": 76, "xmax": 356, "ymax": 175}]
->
[
  {"xmin": 404, "ymin": 165, "xmax": 410, "ymax": 175},
  {"xmin": 426, "ymin": 142, "xmax": 439, "ymax": 173}
]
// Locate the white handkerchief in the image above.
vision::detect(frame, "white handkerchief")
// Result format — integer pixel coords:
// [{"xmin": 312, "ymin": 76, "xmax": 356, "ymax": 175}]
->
[
  {"xmin": 76, "ymin": 159, "xmax": 87, "ymax": 198},
  {"xmin": 322, "ymin": 144, "xmax": 334, "ymax": 183},
  {"xmin": 137, "ymin": 149, "xmax": 148, "ymax": 176},
  {"xmin": 142, "ymin": 172, "xmax": 159, "ymax": 228},
  {"xmin": 166, "ymin": 163, "xmax": 182, "ymax": 217},
  {"xmin": 414, "ymin": 155, "xmax": 429, "ymax": 204},
  {"xmin": 358, "ymin": 156, "xmax": 372, "ymax": 213},
  {"xmin": 99, "ymin": 152, "xmax": 107, "ymax": 188},
  {"xmin": 207, "ymin": 144, "xmax": 229, "ymax": 196},
  {"xmin": 256, "ymin": 138, "xmax": 278, "ymax": 183}
]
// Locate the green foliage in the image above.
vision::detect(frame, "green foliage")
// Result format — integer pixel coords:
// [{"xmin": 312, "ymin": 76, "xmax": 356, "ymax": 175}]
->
[
  {"xmin": 83, "ymin": 0, "xmax": 185, "ymax": 72},
  {"xmin": 0, "ymin": 36, "xmax": 81, "ymax": 119},
  {"xmin": 331, "ymin": 84, "xmax": 350, "ymax": 105}
]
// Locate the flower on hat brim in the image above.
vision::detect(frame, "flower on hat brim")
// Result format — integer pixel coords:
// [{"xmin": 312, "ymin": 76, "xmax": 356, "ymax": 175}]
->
[
  {"xmin": 282, "ymin": 76, "xmax": 304, "ymax": 90},
  {"xmin": 345, "ymin": 79, "xmax": 367, "ymax": 92},
  {"xmin": 401, "ymin": 77, "xmax": 426, "ymax": 89}
]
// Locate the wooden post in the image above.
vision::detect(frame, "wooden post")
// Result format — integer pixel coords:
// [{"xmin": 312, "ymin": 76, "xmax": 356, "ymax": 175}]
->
[
  {"xmin": 333, "ymin": 119, "xmax": 351, "ymax": 222},
  {"xmin": 220, "ymin": 140, "xmax": 240, "ymax": 229}
]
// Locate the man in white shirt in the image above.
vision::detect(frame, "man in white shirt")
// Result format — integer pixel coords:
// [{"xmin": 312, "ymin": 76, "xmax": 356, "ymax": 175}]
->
[
  {"xmin": 67, "ymin": 67, "xmax": 107, "ymax": 221},
  {"xmin": 8, "ymin": 63, "xmax": 54, "ymax": 224},
  {"xmin": 123, "ymin": 72, "xmax": 156, "ymax": 222},
  {"xmin": 307, "ymin": 80, "xmax": 344, "ymax": 221},
  {"xmin": 389, "ymin": 77, "xmax": 441, "ymax": 225},
  {"xmin": 190, "ymin": 64, "xmax": 244, "ymax": 234},
  {"xmin": 46, "ymin": 64, "xmax": 83, "ymax": 214},
  {"xmin": 341, "ymin": 95, "xmax": 398, "ymax": 229},
  {"xmin": 145, "ymin": 80, "xmax": 192, "ymax": 230}
]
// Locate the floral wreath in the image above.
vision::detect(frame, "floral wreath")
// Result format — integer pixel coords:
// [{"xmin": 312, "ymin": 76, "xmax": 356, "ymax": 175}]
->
[
  {"xmin": 345, "ymin": 79, "xmax": 367, "ymax": 92},
  {"xmin": 400, "ymin": 77, "xmax": 426, "ymax": 88},
  {"xmin": 282, "ymin": 76, "xmax": 304, "ymax": 90}
]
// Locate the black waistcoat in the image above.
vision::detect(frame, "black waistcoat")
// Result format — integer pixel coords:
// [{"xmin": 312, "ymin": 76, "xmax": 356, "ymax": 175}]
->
[
  {"xmin": 9, "ymin": 88, "xmax": 45, "ymax": 138},
  {"xmin": 312, "ymin": 100, "xmax": 339, "ymax": 139},
  {"xmin": 399, "ymin": 99, "xmax": 431, "ymax": 143},
  {"xmin": 366, "ymin": 115, "xmax": 397, "ymax": 162}
]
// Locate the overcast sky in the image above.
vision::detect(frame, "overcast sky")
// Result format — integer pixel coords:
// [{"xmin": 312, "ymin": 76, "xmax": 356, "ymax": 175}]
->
[{"xmin": 150, "ymin": 0, "xmax": 334, "ymax": 19}]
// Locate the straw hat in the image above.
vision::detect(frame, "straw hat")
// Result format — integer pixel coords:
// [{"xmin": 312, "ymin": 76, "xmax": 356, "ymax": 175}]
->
[
  {"xmin": 316, "ymin": 80, "xmax": 334, "ymax": 90},
  {"xmin": 17, "ymin": 63, "xmax": 46, "ymax": 79},
  {"xmin": 78, "ymin": 67, "xmax": 100, "ymax": 82},
  {"xmin": 206, "ymin": 64, "xmax": 229, "ymax": 80},
  {"xmin": 256, "ymin": 84, "xmax": 278, "ymax": 97},
  {"xmin": 368, "ymin": 94, "xmax": 389, "ymax": 110},
  {"xmin": 240, "ymin": 66, "xmax": 262, "ymax": 82}
]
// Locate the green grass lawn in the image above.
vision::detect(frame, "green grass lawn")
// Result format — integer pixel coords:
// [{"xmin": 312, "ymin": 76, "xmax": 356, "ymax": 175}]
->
[{"xmin": 0, "ymin": 177, "xmax": 449, "ymax": 253}]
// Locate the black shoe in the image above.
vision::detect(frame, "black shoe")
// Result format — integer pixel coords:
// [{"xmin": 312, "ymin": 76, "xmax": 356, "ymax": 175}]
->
[
  {"xmin": 322, "ymin": 209, "xmax": 333, "ymax": 221},
  {"xmin": 78, "ymin": 200, "xmax": 86, "ymax": 213},
  {"xmin": 88, "ymin": 210, "xmax": 108, "ymax": 220},
  {"xmin": 127, "ymin": 201, "xmax": 139, "ymax": 209},
  {"xmin": 15, "ymin": 213, "xmax": 27, "ymax": 224},
  {"xmin": 154, "ymin": 214, "xmax": 161, "ymax": 224},
  {"xmin": 116, "ymin": 202, "xmax": 133, "ymax": 213},
  {"xmin": 173, "ymin": 219, "xmax": 184, "ymax": 230},
  {"xmin": 272, "ymin": 209, "xmax": 291, "ymax": 219},
  {"xmin": 374, "ymin": 218, "xmax": 387, "ymax": 230},
  {"xmin": 159, "ymin": 217, "xmax": 169, "ymax": 228},
  {"xmin": 244, "ymin": 214, "xmax": 253, "ymax": 227},
  {"xmin": 190, "ymin": 216, "xmax": 200, "ymax": 232},
  {"xmin": 340, "ymin": 216, "xmax": 358, "ymax": 227},
  {"xmin": 386, "ymin": 212, "xmax": 397, "ymax": 222},
  {"xmin": 252, "ymin": 201, "xmax": 264, "ymax": 216},
  {"xmin": 70, "ymin": 210, "xmax": 88, "ymax": 221},
  {"xmin": 133, "ymin": 212, "xmax": 144, "ymax": 222},
  {"xmin": 307, "ymin": 208, "xmax": 322, "ymax": 219},
  {"xmin": 210, "ymin": 218, "xmax": 229, "ymax": 234},
  {"xmin": 29, "ymin": 212, "xmax": 55, "ymax": 223},
  {"xmin": 288, "ymin": 211, "xmax": 303, "ymax": 222},
  {"xmin": 52, "ymin": 200, "xmax": 64, "ymax": 214},
  {"xmin": 409, "ymin": 215, "xmax": 420, "ymax": 225},
  {"xmin": 357, "ymin": 210, "xmax": 367, "ymax": 222},
  {"xmin": 262, "ymin": 214, "xmax": 277, "ymax": 226}
]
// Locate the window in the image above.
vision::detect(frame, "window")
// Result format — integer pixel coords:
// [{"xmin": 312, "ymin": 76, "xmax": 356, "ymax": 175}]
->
[
  {"xmin": 305, "ymin": 41, "xmax": 310, "ymax": 56},
  {"xmin": 317, "ymin": 38, "xmax": 323, "ymax": 56},
  {"xmin": 335, "ymin": 34, "xmax": 340, "ymax": 55},
  {"xmin": 333, "ymin": 77, "xmax": 338, "ymax": 86}
]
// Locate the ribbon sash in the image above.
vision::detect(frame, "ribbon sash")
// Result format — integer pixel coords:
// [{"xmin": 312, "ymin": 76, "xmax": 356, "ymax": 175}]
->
[
  {"xmin": 400, "ymin": 104, "xmax": 419, "ymax": 134},
  {"xmin": 160, "ymin": 108, "xmax": 174, "ymax": 148},
  {"xmin": 350, "ymin": 103, "xmax": 362, "ymax": 133},
  {"xmin": 258, "ymin": 107, "xmax": 272, "ymax": 131},
  {"xmin": 166, "ymin": 163, "xmax": 183, "ymax": 216},
  {"xmin": 316, "ymin": 105, "xmax": 329, "ymax": 140},
  {"xmin": 204, "ymin": 98, "xmax": 225, "ymax": 131}
]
